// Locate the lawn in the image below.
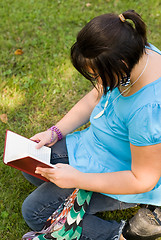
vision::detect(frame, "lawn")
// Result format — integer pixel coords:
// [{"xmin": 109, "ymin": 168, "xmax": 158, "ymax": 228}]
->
[{"xmin": 0, "ymin": 0, "xmax": 161, "ymax": 239}]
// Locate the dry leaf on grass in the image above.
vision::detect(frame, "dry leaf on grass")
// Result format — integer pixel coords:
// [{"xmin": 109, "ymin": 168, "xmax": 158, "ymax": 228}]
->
[
  {"xmin": 86, "ymin": 3, "xmax": 91, "ymax": 7},
  {"xmin": 0, "ymin": 114, "xmax": 8, "ymax": 123},
  {"xmin": 14, "ymin": 49, "xmax": 24, "ymax": 55}
]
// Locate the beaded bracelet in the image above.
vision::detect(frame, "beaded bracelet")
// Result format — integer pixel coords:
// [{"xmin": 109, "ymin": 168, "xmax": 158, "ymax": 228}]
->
[{"xmin": 48, "ymin": 125, "xmax": 63, "ymax": 142}]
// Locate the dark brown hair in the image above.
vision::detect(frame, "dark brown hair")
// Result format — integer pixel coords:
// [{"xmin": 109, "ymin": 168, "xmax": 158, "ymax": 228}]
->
[{"xmin": 71, "ymin": 10, "xmax": 149, "ymax": 94}]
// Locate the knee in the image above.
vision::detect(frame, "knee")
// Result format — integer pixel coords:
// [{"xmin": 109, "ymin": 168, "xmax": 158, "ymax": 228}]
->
[
  {"xmin": 22, "ymin": 195, "xmax": 45, "ymax": 231},
  {"xmin": 22, "ymin": 196, "xmax": 32, "ymax": 221}
]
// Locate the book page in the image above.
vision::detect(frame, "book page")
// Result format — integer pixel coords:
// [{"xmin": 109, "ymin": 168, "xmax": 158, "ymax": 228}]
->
[
  {"xmin": 4, "ymin": 131, "xmax": 51, "ymax": 166},
  {"xmin": 27, "ymin": 140, "xmax": 51, "ymax": 166},
  {"xmin": 4, "ymin": 131, "xmax": 28, "ymax": 163}
]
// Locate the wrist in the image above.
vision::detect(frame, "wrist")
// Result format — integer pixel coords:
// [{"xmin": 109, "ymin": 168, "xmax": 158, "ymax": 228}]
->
[
  {"xmin": 47, "ymin": 125, "xmax": 63, "ymax": 143},
  {"xmin": 47, "ymin": 130, "xmax": 58, "ymax": 142}
]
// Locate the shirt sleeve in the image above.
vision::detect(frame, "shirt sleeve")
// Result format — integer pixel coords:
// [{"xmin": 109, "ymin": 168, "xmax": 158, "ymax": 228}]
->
[{"xmin": 128, "ymin": 103, "xmax": 161, "ymax": 146}]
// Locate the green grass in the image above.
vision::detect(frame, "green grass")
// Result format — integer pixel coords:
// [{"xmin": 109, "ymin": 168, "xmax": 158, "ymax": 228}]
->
[{"xmin": 0, "ymin": 0, "xmax": 161, "ymax": 239}]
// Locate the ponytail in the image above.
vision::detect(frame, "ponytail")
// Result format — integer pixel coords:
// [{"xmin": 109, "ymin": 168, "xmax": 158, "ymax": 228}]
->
[{"xmin": 121, "ymin": 10, "xmax": 148, "ymax": 46}]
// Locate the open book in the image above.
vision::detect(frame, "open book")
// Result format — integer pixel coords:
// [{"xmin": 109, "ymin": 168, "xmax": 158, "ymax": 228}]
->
[{"xmin": 3, "ymin": 130, "xmax": 55, "ymax": 182}]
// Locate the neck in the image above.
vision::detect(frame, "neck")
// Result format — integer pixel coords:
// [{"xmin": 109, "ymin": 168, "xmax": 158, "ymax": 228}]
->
[
  {"xmin": 119, "ymin": 52, "xmax": 149, "ymax": 96},
  {"xmin": 130, "ymin": 52, "xmax": 149, "ymax": 85}
]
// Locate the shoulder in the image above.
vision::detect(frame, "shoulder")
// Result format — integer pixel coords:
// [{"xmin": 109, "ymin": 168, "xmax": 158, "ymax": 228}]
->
[
  {"xmin": 146, "ymin": 43, "xmax": 161, "ymax": 55},
  {"xmin": 127, "ymin": 77, "xmax": 161, "ymax": 118},
  {"xmin": 115, "ymin": 79, "xmax": 161, "ymax": 122},
  {"xmin": 127, "ymin": 102, "xmax": 161, "ymax": 146}
]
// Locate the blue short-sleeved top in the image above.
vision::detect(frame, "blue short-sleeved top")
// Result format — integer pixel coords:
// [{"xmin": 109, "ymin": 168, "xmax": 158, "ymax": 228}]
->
[{"xmin": 66, "ymin": 44, "xmax": 161, "ymax": 206}]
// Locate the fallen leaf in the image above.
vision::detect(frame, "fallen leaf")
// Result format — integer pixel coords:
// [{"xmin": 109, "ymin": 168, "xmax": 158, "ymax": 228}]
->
[
  {"xmin": 86, "ymin": 3, "xmax": 91, "ymax": 7},
  {"xmin": 14, "ymin": 49, "xmax": 24, "ymax": 55},
  {"xmin": 0, "ymin": 114, "xmax": 8, "ymax": 123}
]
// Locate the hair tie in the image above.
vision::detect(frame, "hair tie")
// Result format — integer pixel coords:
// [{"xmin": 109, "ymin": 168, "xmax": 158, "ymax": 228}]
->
[{"xmin": 119, "ymin": 14, "xmax": 126, "ymax": 22}]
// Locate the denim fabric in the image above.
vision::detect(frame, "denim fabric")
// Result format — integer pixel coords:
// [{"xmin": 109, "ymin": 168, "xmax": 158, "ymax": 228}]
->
[{"xmin": 22, "ymin": 138, "xmax": 137, "ymax": 240}]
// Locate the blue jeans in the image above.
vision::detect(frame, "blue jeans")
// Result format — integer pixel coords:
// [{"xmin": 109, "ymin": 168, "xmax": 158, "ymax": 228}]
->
[{"xmin": 22, "ymin": 138, "xmax": 137, "ymax": 240}]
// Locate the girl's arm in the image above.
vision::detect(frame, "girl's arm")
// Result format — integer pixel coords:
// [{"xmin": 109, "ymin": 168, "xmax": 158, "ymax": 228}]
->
[
  {"xmin": 36, "ymin": 143, "xmax": 161, "ymax": 195},
  {"xmin": 31, "ymin": 87, "xmax": 101, "ymax": 148},
  {"xmin": 75, "ymin": 143, "xmax": 161, "ymax": 194},
  {"xmin": 56, "ymin": 87, "xmax": 100, "ymax": 137}
]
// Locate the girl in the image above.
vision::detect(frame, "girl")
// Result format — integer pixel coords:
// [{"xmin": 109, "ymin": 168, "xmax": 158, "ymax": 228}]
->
[{"xmin": 22, "ymin": 10, "xmax": 161, "ymax": 240}]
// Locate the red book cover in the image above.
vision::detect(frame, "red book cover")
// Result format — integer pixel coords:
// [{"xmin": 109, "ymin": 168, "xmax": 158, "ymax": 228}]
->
[{"xmin": 3, "ymin": 130, "xmax": 54, "ymax": 182}]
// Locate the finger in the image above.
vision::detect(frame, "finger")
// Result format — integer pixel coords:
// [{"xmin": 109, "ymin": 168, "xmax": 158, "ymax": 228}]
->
[
  {"xmin": 35, "ymin": 167, "xmax": 46, "ymax": 174},
  {"xmin": 40, "ymin": 173, "xmax": 50, "ymax": 181},
  {"xmin": 31, "ymin": 139, "xmax": 40, "ymax": 143},
  {"xmin": 30, "ymin": 136, "xmax": 41, "ymax": 144},
  {"xmin": 46, "ymin": 142, "xmax": 55, "ymax": 147},
  {"xmin": 55, "ymin": 163, "xmax": 68, "ymax": 168},
  {"xmin": 41, "ymin": 174, "xmax": 55, "ymax": 183},
  {"xmin": 46, "ymin": 138, "xmax": 58, "ymax": 147},
  {"xmin": 35, "ymin": 140, "xmax": 47, "ymax": 149},
  {"xmin": 30, "ymin": 135, "xmax": 40, "ymax": 141},
  {"xmin": 35, "ymin": 170, "xmax": 55, "ymax": 182},
  {"xmin": 35, "ymin": 167, "xmax": 56, "ymax": 174}
]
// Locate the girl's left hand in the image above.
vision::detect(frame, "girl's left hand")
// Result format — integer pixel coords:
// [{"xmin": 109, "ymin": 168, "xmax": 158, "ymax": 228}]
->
[{"xmin": 35, "ymin": 164, "xmax": 82, "ymax": 189}]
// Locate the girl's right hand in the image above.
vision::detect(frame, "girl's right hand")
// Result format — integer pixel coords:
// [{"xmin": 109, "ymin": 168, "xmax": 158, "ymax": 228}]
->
[{"xmin": 30, "ymin": 130, "xmax": 58, "ymax": 149}]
